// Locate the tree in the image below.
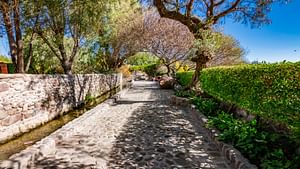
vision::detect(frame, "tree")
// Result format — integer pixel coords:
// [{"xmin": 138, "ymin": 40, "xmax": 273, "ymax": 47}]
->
[
  {"xmin": 143, "ymin": 10, "xmax": 194, "ymax": 76},
  {"xmin": 23, "ymin": 35, "xmax": 62, "ymax": 74},
  {"xmin": 31, "ymin": 0, "xmax": 111, "ymax": 74},
  {"xmin": 0, "ymin": 0, "xmax": 24, "ymax": 73},
  {"xmin": 147, "ymin": 0, "xmax": 284, "ymax": 88},
  {"xmin": 127, "ymin": 52, "xmax": 159, "ymax": 66},
  {"xmin": 97, "ymin": 0, "xmax": 144, "ymax": 70},
  {"xmin": 208, "ymin": 34, "xmax": 246, "ymax": 67}
]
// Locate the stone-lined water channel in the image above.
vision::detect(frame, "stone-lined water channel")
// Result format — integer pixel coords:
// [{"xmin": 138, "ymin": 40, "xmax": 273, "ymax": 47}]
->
[
  {"xmin": 0, "ymin": 81, "xmax": 231, "ymax": 169},
  {"xmin": 0, "ymin": 88, "xmax": 120, "ymax": 160}
]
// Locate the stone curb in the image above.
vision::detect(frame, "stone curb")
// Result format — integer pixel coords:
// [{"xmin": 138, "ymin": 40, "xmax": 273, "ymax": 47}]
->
[
  {"xmin": 0, "ymin": 87, "xmax": 130, "ymax": 169},
  {"xmin": 170, "ymin": 95, "xmax": 257, "ymax": 169}
]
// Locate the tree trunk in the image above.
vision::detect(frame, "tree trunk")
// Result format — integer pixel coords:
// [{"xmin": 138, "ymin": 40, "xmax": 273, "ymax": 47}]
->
[
  {"xmin": 166, "ymin": 64, "xmax": 171, "ymax": 76},
  {"xmin": 188, "ymin": 61, "xmax": 204, "ymax": 89},
  {"xmin": 62, "ymin": 59, "xmax": 72, "ymax": 75},
  {"xmin": 0, "ymin": 1, "xmax": 18, "ymax": 70},
  {"xmin": 187, "ymin": 50, "xmax": 211, "ymax": 89},
  {"xmin": 13, "ymin": 0, "xmax": 24, "ymax": 73},
  {"xmin": 25, "ymin": 33, "xmax": 34, "ymax": 72},
  {"xmin": 0, "ymin": 0, "xmax": 24, "ymax": 73},
  {"xmin": 25, "ymin": 15, "xmax": 39, "ymax": 72}
]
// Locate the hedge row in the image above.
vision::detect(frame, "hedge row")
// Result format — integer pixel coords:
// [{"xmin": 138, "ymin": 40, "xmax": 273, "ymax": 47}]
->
[{"xmin": 200, "ymin": 62, "xmax": 300, "ymax": 132}]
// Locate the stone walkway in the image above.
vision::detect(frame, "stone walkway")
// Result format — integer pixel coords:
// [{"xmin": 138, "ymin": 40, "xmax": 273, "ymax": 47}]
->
[{"xmin": 0, "ymin": 81, "xmax": 231, "ymax": 169}]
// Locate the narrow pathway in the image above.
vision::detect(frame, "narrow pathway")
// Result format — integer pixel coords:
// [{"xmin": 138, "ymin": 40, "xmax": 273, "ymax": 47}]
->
[{"xmin": 1, "ymin": 81, "xmax": 230, "ymax": 169}]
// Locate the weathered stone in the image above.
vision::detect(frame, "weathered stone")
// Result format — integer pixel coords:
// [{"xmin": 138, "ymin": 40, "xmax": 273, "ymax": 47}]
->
[
  {"xmin": 159, "ymin": 76, "xmax": 175, "ymax": 89},
  {"xmin": 0, "ymin": 82, "xmax": 9, "ymax": 92},
  {"xmin": 0, "ymin": 81, "xmax": 233, "ymax": 169},
  {"xmin": 23, "ymin": 104, "xmax": 29, "ymax": 111},
  {"xmin": 1, "ymin": 114, "xmax": 22, "ymax": 126},
  {"xmin": 144, "ymin": 155, "xmax": 154, "ymax": 161},
  {"xmin": 0, "ymin": 73, "xmax": 122, "ymax": 144},
  {"xmin": 156, "ymin": 147, "xmax": 166, "ymax": 153},
  {"xmin": 0, "ymin": 110, "xmax": 8, "ymax": 120},
  {"xmin": 165, "ymin": 159, "xmax": 174, "ymax": 165}
]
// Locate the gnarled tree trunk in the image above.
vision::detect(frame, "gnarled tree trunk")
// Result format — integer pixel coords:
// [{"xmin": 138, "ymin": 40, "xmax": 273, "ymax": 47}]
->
[{"xmin": 187, "ymin": 50, "xmax": 211, "ymax": 89}]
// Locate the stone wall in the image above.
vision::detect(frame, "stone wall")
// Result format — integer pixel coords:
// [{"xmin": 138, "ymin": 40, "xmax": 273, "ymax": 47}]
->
[{"xmin": 0, "ymin": 73, "xmax": 122, "ymax": 143}]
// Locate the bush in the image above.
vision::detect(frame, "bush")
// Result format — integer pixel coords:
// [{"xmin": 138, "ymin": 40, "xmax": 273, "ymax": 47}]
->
[
  {"xmin": 144, "ymin": 64, "xmax": 159, "ymax": 77},
  {"xmin": 117, "ymin": 65, "xmax": 131, "ymax": 78},
  {"xmin": 177, "ymin": 62, "xmax": 300, "ymax": 169},
  {"xmin": 191, "ymin": 96, "xmax": 218, "ymax": 116},
  {"xmin": 175, "ymin": 71, "xmax": 193, "ymax": 87},
  {"xmin": 208, "ymin": 111, "xmax": 299, "ymax": 169},
  {"xmin": 175, "ymin": 90, "xmax": 196, "ymax": 98},
  {"xmin": 130, "ymin": 63, "xmax": 159, "ymax": 77},
  {"xmin": 200, "ymin": 62, "xmax": 300, "ymax": 135}
]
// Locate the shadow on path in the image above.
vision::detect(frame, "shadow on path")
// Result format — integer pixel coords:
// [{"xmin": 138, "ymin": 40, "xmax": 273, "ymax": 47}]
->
[{"xmin": 108, "ymin": 89, "xmax": 230, "ymax": 169}]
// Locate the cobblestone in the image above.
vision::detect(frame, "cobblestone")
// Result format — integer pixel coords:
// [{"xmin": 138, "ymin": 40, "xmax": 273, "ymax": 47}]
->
[{"xmin": 1, "ymin": 81, "xmax": 231, "ymax": 169}]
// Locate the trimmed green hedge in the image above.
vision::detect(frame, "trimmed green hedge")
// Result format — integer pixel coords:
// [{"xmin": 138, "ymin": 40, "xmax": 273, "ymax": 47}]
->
[
  {"xmin": 200, "ymin": 62, "xmax": 300, "ymax": 132},
  {"xmin": 175, "ymin": 71, "xmax": 193, "ymax": 87}
]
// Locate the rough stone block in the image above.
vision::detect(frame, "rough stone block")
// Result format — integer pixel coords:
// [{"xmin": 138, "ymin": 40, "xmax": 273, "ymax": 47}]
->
[
  {"xmin": 0, "ymin": 82, "xmax": 9, "ymax": 92},
  {"xmin": 0, "ymin": 160, "xmax": 19, "ymax": 169},
  {"xmin": 0, "ymin": 74, "xmax": 121, "ymax": 144},
  {"xmin": 1, "ymin": 114, "xmax": 22, "ymax": 126},
  {"xmin": 0, "ymin": 110, "xmax": 8, "ymax": 120},
  {"xmin": 39, "ymin": 138, "xmax": 56, "ymax": 156}
]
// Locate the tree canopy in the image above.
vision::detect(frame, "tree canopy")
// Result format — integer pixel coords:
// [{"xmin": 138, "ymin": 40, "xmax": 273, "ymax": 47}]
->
[{"xmin": 144, "ymin": 0, "xmax": 285, "ymax": 88}]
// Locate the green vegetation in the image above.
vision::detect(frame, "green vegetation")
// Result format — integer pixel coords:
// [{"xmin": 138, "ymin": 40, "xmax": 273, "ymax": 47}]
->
[
  {"xmin": 175, "ymin": 71, "xmax": 193, "ymax": 87},
  {"xmin": 175, "ymin": 62, "xmax": 300, "ymax": 168},
  {"xmin": 175, "ymin": 90, "xmax": 196, "ymax": 98},
  {"xmin": 0, "ymin": 55, "xmax": 12, "ymax": 63},
  {"xmin": 127, "ymin": 52, "xmax": 159, "ymax": 66},
  {"xmin": 208, "ymin": 110, "xmax": 299, "ymax": 169},
  {"xmin": 175, "ymin": 92, "xmax": 300, "ymax": 169},
  {"xmin": 176, "ymin": 62, "xmax": 300, "ymax": 136},
  {"xmin": 200, "ymin": 62, "xmax": 300, "ymax": 135},
  {"xmin": 130, "ymin": 63, "xmax": 160, "ymax": 77}
]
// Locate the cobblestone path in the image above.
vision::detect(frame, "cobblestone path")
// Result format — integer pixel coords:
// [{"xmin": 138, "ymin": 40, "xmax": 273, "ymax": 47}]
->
[{"xmin": 1, "ymin": 81, "xmax": 231, "ymax": 169}]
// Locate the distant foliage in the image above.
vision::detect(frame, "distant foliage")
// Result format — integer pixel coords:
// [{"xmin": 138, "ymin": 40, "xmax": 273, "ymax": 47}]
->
[
  {"xmin": 0, "ymin": 55, "xmax": 11, "ymax": 63},
  {"xmin": 127, "ymin": 52, "xmax": 159, "ymax": 66},
  {"xmin": 117, "ymin": 65, "xmax": 131, "ymax": 78},
  {"xmin": 200, "ymin": 62, "xmax": 300, "ymax": 135},
  {"xmin": 208, "ymin": 34, "xmax": 246, "ymax": 67},
  {"xmin": 130, "ymin": 63, "xmax": 160, "ymax": 77}
]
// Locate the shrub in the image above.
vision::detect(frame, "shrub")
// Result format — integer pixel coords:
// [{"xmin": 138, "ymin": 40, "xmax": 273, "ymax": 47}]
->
[
  {"xmin": 144, "ymin": 64, "xmax": 159, "ymax": 77},
  {"xmin": 200, "ymin": 62, "xmax": 300, "ymax": 135},
  {"xmin": 117, "ymin": 65, "xmax": 131, "ymax": 78},
  {"xmin": 208, "ymin": 111, "xmax": 299, "ymax": 169},
  {"xmin": 175, "ymin": 71, "xmax": 193, "ymax": 87},
  {"xmin": 130, "ymin": 63, "xmax": 160, "ymax": 77},
  {"xmin": 191, "ymin": 96, "xmax": 218, "ymax": 116},
  {"xmin": 175, "ymin": 90, "xmax": 196, "ymax": 98}
]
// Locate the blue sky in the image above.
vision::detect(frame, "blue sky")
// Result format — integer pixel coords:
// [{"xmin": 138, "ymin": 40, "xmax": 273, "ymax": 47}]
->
[
  {"xmin": 222, "ymin": 0, "xmax": 300, "ymax": 63},
  {"xmin": 1, "ymin": 1, "xmax": 300, "ymax": 63}
]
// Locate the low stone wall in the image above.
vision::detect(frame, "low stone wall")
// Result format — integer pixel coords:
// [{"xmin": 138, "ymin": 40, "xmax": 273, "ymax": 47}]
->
[
  {"xmin": 0, "ymin": 73, "xmax": 122, "ymax": 143},
  {"xmin": 171, "ymin": 95, "xmax": 257, "ymax": 169}
]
